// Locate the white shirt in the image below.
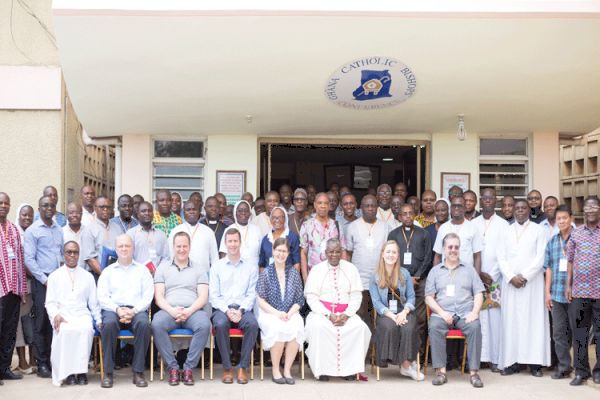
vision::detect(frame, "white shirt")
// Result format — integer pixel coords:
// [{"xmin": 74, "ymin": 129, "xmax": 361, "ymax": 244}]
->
[
  {"xmin": 81, "ymin": 208, "xmax": 96, "ymax": 227},
  {"xmin": 346, "ymin": 218, "xmax": 389, "ymax": 289},
  {"xmin": 219, "ymin": 223, "xmax": 262, "ymax": 266},
  {"xmin": 433, "ymin": 219, "xmax": 483, "ymax": 269},
  {"xmin": 472, "ymin": 214, "xmax": 509, "ymax": 282},
  {"xmin": 97, "ymin": 260, "xmax": 154, "ymax": 313}
]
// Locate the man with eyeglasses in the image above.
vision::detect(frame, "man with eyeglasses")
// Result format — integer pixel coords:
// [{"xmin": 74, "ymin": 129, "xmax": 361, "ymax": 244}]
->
[
  {"xmin": 527, "ymin": 190, "xmax": 546, "ymax": 224},
  {"xmin": 24, "ymin": 195, "xmax": 64, "ymax": 378},
  {"xmin": 498, "ymin": 199, "xmax": 550, "ymax": 377},
  {"xmin": 80, "ymin": 196, "xmax": 119, "ymax": 276},
  {"xmin": 472, "ymin": 188, "xmax": 509, "ymax": 372},
  {"xmin": 45, "ymin": 241, "xmax": 101, "ymax": 386},
  {"xmin": 426, "ymin": 233, "xmax": 485, "ymax": 388},
  {"xmin": 565, "ymin": 196, "xmax": 600, "ymax": 385},
  {"xmin": 376, "ymin": 184, "xmax": 397, "ymax": 231},
  {"xmin": 289, "ymin": 188, "xmax": 309, "ymax": 236}
]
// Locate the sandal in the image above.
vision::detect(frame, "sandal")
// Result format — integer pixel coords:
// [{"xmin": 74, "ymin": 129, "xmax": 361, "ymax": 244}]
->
[{"xmin": 432, "ymin": 372, "xmax": 447, "ymax": 386}]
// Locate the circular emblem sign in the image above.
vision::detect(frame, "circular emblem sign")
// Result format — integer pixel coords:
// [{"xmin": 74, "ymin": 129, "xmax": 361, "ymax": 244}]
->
[{"xmin": 325, "ymin": 56, "xmax": 417, "ymax": 110}]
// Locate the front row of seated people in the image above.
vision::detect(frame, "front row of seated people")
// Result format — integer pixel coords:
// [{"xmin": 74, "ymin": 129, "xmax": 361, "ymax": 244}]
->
[{"xmin": 45, "ymin": 231, "xmax": 484, "ymax": 387}]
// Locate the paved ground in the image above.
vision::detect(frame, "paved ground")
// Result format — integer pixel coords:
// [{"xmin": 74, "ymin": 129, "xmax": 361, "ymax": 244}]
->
[{"xmin": 3, "ymin": 358, "xmax": 599, "ymax": 400}]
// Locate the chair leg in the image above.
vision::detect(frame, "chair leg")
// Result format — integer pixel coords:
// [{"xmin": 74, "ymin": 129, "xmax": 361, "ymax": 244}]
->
[
  {"xmin": 201, "ymin": 350, "xmax": 205, "ymax": 380},
  {"xmin": 423, "ymin": 337, "xmax": 429, "ymax": 375},
  {"xmin": 376, "ymin": 366, "xmax": 380, "ymax": 381},
  {"xmin": 160, "ymin": 356, "xmax": 163, "ymax": 381},
  {"xmin": 371, "ymin": 342, "xmax": 376, "ymax": 374},
  {"xmin": 260, "ymin": 341, "xmax": 264, "ymax": 381},
  {"xmin": 301, "ymin": 347, "xmax": 305, "ymax": 380},
  {"xmin": 461, "ymin": 340, "xmax": 468, "ymax": 375},
  {"xmin": 98, "ymin": 338, "xmax": 104, "ymax": 380},
  {"xmin": 150, "ymin": 336, "xmax": 154, "ymax": 382},
  {"xmin": 250, "ymin": 347, "xmax": 254, "ymax": 380},
  {"xmin": 209, "ymin": 335, "xmax": 214, "ymax": 380},
  {"xmin": 93, "ymin": 337, "xmax": 98, "ymax": 371}
]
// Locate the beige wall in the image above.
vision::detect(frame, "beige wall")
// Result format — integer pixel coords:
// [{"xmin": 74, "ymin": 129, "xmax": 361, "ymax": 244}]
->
[
  {"xmin": 431, "ymin": 132, "xmax": 480, "ymax": 198},
  {"xmin": 121, "ymin": 135, "xmax": 152, "ymax": 200},
  {"xmin": 206, "ymin": 135, "xmax": 259, "ymax": 198},
  {"xmin": 532, "ymin": 131, "xmax": 560, "ymax": 198}
]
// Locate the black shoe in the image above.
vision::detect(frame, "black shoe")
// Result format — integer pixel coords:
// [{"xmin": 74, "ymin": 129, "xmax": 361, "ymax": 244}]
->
[
  {"xmin": 530, "ymin": 367, "xmax": 543, "ymax": 377},
  {"xmin": 0, "ymin": 369, "xmax": 23, "ymax": 380},
  {"xmin": 101, "ymin": 373, "xmax": 113, "ymax": 388},
  {"xmin": 501, "ymin": 365, "xmax": 519, "ymax": 376},
  {"xmin": 551, "ymin": 369, "xmax": 571, "ymax": 379},
  {"xmin": 317, "ymin": 375, "xmax": 330, "ymax": 381},
  {"xmin": 593, "ymin": 371, "xmax": 600, "ymax": 384},
  {"xmin": 76, "ymin": 374, "xmax": 88, "ymax": 385},
  {"xmin": 570, "ymin": 375, "xmax": 588, "ymax": 386},
  {"xmin": 0, "ymin": 379, "xmax": 3, "ymax": 385},
  {"xmin": 36, "ymin": 364, "xmax": 51, "ymax": 378},
  {"xmin": 65, "ymin": 375, "xmax": 77, "ymax": 385}
]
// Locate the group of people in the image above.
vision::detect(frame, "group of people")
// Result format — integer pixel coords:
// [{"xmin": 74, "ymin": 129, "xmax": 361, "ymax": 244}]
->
[{"xmin": 0, "ymin": 181, "xmax": 598, "ymax": 389}]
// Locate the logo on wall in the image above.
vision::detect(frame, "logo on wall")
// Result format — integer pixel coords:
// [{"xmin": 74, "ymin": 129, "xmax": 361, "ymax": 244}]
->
[{"xmin": 325, "ymin": 56, "xmax": 417, "ymax": 110}]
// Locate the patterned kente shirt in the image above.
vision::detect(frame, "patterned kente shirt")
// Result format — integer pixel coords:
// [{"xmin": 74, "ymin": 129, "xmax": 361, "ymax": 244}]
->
[{"xmin": 566, "ymin": 224, "xmax": 600, "ymax": 299}]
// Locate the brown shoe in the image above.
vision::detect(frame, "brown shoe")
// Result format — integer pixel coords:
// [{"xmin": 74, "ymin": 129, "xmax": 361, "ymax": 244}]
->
[
  {"xmin": 182, "ymin": 369, "xmax": 194, "ymax": 386},
  {"xmin": 237, "ymin": 368, "xmax": 249, "ymax": 384},
  {"xmin": 168, "ymin": 368, "xmax": 180, "ymax": 386},
  {"xmin": 222, "ymin": 369, "xmax": 233, "ymax": 384},
  {"xmin": 101, "ymin": 373, "xmax": 113, "ymax": 388},
  {"xmin": 132, "ymin": 372, "xmax": 148, "ymax": 387}
]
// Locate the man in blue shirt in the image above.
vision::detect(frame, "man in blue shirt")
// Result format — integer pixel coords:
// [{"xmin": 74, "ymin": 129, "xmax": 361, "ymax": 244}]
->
[
  {"xmin": 209, "ymin": 228, "xmax": 259, "ymax": 385},
  {"xmin": 24, "ymin": 195, "xmax": 64, "ymax": 378},
  {"xmin": 544, "ymin": 204, "xmax": 574, "ymax": 380}
]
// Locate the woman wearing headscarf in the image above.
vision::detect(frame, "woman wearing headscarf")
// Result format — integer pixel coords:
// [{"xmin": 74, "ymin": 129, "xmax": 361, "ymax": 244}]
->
[
  {"xmin": 258, "ymin": 207, "xmax": 300, "ymax": 271},
  {"xmin": 13, "ymin": 204, "xmax": 35, "ymax": 374}
]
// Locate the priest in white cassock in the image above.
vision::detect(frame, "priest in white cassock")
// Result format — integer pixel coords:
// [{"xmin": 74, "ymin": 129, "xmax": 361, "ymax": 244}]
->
[
  {"xmin": 304, "ymin": 238, "xmax": 371, "ymax": 380},
  {"xmin": 472, "ymin": 188, "xmax": 508, "ymax": 371},
  {"xmin": 45, "ymin": 241, "xmax": 101, "ymax": 387},
  {"xmin": 497, "ymin": 199, "xmax": 550, "ymax": 377}
]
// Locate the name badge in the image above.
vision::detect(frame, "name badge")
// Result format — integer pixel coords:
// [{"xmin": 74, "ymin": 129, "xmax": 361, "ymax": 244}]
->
[
  {"xmin": 366, "ymin": 237, "xmax": 375, "ymax": 249},
  {"xmin": 403, "ymin": 252, "xmax": 412, "ymax": 265},
  {"xmin": 389, "ymin": 299, "xmax": 398, "ymax": 313},
  {"xmin": 6, "ymin": 246, "xmax": 15, "ymax": 260},
  {"xmin": 446, "ymin": 284, "xmax": 456, "ymax": 297},
  {"xmin": 559, "ymin": 258, "xmax": 568, "ymax": 272},
  {"xmin": 149, "ymin": 248, "xmax": 157, "ymax": 258}
]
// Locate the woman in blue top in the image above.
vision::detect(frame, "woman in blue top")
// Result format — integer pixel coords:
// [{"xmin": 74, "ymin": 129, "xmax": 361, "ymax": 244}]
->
[
  {"xmin": 258, "ymin": 206, "xmax": 300, "ymax": 270},
  {"xmin": 369, "ymin": 240, "xmax": 423, "ymax": 381},
  {"xmin": 257, "ymin": 238, "xmax": 305, "ymax": 385}
]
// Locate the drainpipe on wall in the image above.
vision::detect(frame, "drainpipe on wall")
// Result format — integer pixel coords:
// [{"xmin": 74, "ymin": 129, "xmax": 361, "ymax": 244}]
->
[{"xmin": 81, "ymin": 129, "xmax": 122, "ymax": 204}]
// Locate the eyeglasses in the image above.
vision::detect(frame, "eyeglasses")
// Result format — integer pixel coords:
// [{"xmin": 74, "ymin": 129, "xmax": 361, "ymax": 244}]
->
[
  {"xmin": 293, "ymin": 197, "xmax": 307, "ymax": 202},
  {"xmin": 377, "ymin": 191, "xmax": 391, "ymax": 196},
  {"xmin": 583, "ymin": 205, "xmax": 599, "ymax": 211},
  {"xmin": 273, "ymin": 249, "xmax": 289, "ymax": 254}
]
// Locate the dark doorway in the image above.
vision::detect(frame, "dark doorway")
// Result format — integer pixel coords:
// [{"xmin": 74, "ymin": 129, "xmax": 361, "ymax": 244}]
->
[{"xmin": 259, "ymin": 143, "xmax": 426, "ymax": 200}]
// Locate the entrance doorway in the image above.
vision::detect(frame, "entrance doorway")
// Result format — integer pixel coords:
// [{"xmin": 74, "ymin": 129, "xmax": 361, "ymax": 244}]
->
[{"xmin": 259, "ymin": 140, "xmax": 429, "ymax": 199}]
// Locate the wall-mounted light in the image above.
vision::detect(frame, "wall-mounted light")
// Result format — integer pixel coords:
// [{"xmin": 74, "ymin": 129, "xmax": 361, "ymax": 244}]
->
[
  {"xmin": 382, "ymin": 157, "xmax": 393, "ymax": 162},
  {"xmin": 457, "ymin": 114, "xmax": 466, "ymax": 141}
]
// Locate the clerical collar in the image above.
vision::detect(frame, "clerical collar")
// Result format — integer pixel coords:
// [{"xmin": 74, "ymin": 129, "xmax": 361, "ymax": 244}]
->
[
  {"xmin": 207, "ymin": 220, "xmax": 218, "ymax": 225},
  {"xmin": 404, "ymin": 225, "xmax": 413, "ymax": 231}
]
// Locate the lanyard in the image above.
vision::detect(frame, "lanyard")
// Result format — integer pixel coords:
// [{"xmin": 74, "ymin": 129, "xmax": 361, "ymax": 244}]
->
[
  {"xmin": 483, "ymin": 215, "xmax": 494, "ymax": 237},
  {"xmin": 363, "ymin": 219, "xmax": 376, "ymax": 237},
  {"xmin": 559, "ymin": 234, "xmax": 570, "ymax": 258},
  {"xmin": 401, "ymin": 227, "xmax": 415, "ymax": 250},
  {"xmin": 378, "ymin": 208, "xmax": 392, "ymax": 223}
]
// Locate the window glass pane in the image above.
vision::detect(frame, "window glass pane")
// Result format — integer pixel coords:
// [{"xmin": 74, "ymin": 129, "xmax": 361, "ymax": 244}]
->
[
  {"xmin": 154, "ymin": 165, "xmax": 203, "ymax": 176},
  {"xmin": 153, "ymin": 177, "xmax": 203, "ymax": 188},
  {"xmin": 154, "ymin": 140, "xmax": 204, "ymax": 158},
  {"xmin": 480, "ymin": 139, "xmax": 527, "ymax": 156}
]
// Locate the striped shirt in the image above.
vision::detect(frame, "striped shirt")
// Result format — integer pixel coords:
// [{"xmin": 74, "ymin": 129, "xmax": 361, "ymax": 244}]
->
[
  {"xmin": 566, "ymin": 224, "xmax": 600, "ymax": 299},
  {"xmin": 0, "ymin": 221, "xmax": 27, "ymax": 297},
  {"xmin": 543, "ymin": 231, "xmax": 570, "ymax": 303}
]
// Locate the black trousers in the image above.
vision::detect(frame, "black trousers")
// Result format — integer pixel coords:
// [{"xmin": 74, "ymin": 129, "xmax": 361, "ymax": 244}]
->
[
  {"xmin": 0, "ymin": 293, "xmax": 21, "ymax": 371},
  {"xmin": 30, "ymin": 279, "xmax": 52, "ymax": 366},
  {"xmin": 101, "ymin": 310, "xmax": 151, "ymax": 374},
  {"xmin": 569, "ymin": 297, "xmax": 600, "ymax": 377}
]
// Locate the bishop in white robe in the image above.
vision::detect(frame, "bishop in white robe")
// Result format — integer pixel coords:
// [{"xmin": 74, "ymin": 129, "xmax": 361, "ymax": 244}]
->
[
  {"xmin": 304, "ymin": 239, "xmax": 371, "ymax": 379},
  {"xmin": 498, "ymin": 201, "xmax": 550, "ymax": 372},
  {"xmin": 45, "ymin": 241, "xmax": 101, "ymax": 386}
]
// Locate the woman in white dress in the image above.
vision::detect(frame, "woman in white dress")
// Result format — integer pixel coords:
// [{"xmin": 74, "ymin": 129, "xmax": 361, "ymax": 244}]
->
[{"xmin": 257, "ymin": 238, "xmax": 305, "ymax": 385}]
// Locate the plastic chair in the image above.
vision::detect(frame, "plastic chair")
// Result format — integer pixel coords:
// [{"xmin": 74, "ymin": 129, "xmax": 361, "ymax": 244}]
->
[
  {"xmin": 423, "ymin": 306, "xmax": 467, "ymax": 375},
  {"xmin": 259, "ymin": 339, "xmax": 305, "ymax": 380},
  {"xmin": 209, "ymin": 328, "xmax": 254, "ymax": 380},
  {"xmin": 157, "ymin": 328, "xmax": 206, "ymax": 381}
]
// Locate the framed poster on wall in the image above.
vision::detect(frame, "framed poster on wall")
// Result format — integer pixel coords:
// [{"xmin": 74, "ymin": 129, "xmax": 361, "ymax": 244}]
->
[
  {"xmin": 440, "ymin": 172, "xmax": 470, "ymax": 199},
  {"xmin": 216, "ymin": 170, "xmax": 246, "ymax": 204}
]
